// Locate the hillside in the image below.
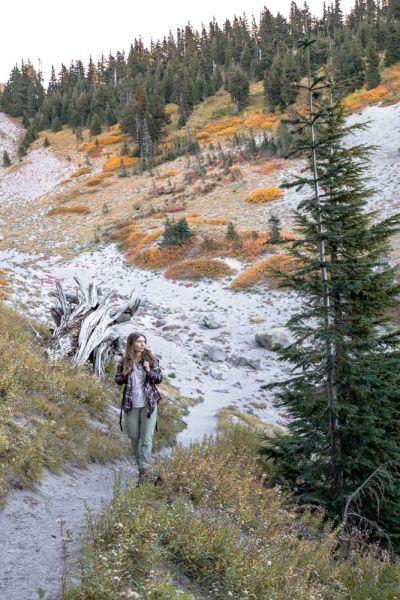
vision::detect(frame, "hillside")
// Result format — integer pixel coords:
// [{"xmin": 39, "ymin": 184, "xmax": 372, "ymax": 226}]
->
[{"xmin": 1, "ymin": 15, "xmax": 400, "ymax": 596}]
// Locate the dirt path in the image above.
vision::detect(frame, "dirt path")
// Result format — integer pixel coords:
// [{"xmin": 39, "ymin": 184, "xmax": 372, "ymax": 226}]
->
[{"xmin": 0, "ymin": 459, "xmax": 137, "ymax": 600}]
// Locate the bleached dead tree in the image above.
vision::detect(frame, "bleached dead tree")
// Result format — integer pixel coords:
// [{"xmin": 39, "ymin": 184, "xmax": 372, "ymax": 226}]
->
[{"xmin": 49, "ymin": 277, "xmax": 140, "ymax": 377}]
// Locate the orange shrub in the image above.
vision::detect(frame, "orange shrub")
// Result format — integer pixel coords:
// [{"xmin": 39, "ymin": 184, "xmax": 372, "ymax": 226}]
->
[
  {"xmin": 203, "ymin": 116, "xmax": 243, "ymax": 134},
  {"xmin": 85, "ymin": 172, "xmax": 113, "ymax": 186},
  {"xmin": 79, "ymin": 140, "xmax": 99, "ymax": 153},
  {"xmin": 231, "ymin": 253, "xmax": 299, "ymax": 289},
  {"xmin": 129, "ymin": 245, "xmax": 187, "ymax": 268},
  {"xmin": 97, "ymin": 133, "xmax": 124, "ymax": 146},
  {"xmin": 165, "ymin": 104, "xmax": 178, "ymax": 115},
  {"xmin": 59, "ymin": 178, "xmax": 70, "ymax": 186},
  {"xmin": 196, "ymin": 131, "xmax": 210, "ymax": 141},
  {"xmin": 103, "ymin": 154, "xmax": 139, "ymax": 172},
  {"xmin": 125, "ymin": 229, "xmax": 163, "ymax": 252},
  {"xmin": 245, "ymin": 187, "xmax": 283, "ymax": 204},
  {"xmin": 165, "ymin": 258, "xmax": 234, "ymax": 280},
  {"xmin": 47, "ymin": 205, "xmax": 91, "ymax": 216},
  {"xmin": 218, "ymin": 126, "xmax": 238, "ymax": 137},
  {"xmin": 158, "ymin": 169, "xmax": 180, "ymax": 179},
  {"xmin": 69, "ymin": 166, "xmax": 91, "ymax": 178},
  {"xmin": 343, "ymin": 85, "xmax": 390, "ymax": 111},
  {"xmin": 245, "ymin": 111, "xmax": 278, "ymax": 129},
  {"xmin": 256, "ymin": 161, "xmax": 286, "ymax": 175}
]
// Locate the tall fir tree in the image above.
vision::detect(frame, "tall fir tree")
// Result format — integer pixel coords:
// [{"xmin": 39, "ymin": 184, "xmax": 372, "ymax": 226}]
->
[
  {"xmin": 366, "ymin": 41, "xmax": 381, "ymax": 89},
  {"xmin": 262, "ymin": 36, "xmax": 400, "ymax": 549}
]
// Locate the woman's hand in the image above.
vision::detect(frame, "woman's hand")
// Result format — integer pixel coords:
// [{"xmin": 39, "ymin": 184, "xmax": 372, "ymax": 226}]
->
[{"xmin": 143, "ymin": 361, "xmax": 151, "ymax": 373}]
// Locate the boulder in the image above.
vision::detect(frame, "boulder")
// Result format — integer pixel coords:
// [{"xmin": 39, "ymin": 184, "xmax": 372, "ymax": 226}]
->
[
  {"xmin": 255, "ymin": 328, "xmax": 294, "ymax": 351},
  {"xmin": 207, "ymin": 345, "xmax": 226, "ymax": 362}
]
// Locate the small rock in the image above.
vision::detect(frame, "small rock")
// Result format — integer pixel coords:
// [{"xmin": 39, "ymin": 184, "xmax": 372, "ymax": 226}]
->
[
  {"xmin": 233, "ymin": 381, "xmax": 243, "ymax": 389},
  {"xmin": 232, "ymin": 355, "xmax": 261, "ymax": 370},
  {"xmin": 168, "ymin": 372, "xmax": 176, "ymax": 378},
  {"xmin": 202, "ymin": 314, "xmax": 221, "ymax": 329},
  {"xmin": 155, "ymin": 318, "xmax": 167, "ymax": 327},
  {"xmin": 162, "ymin": 324, "xmax": 181, "ymax": 331},
  {"xmin": 209, "ymin": 366, "xmax": 227, "ymax": 381}
]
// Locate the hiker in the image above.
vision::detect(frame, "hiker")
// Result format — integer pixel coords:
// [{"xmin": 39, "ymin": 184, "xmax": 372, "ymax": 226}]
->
[{"xmin": 115, "ymin": 332, "xmax": 163, "ymax": 482}]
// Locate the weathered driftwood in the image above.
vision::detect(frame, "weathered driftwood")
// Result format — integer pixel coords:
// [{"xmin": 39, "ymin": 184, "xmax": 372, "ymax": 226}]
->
[{"xmin": 49, "ymin": 278, "xmax": 140, "ymax": 377}]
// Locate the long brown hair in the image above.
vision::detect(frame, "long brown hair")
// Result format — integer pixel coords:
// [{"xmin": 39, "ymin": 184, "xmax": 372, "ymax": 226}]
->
[{"xmin": 122, "ymin": 332, "xmax": 156, "ymax": 376}]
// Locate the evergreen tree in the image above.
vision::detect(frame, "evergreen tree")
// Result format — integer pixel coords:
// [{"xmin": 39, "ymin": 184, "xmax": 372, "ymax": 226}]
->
[
  {"xmin": 262, "ymin": 38, "xmax": 400, "ymax": 548},
  {"xmin": 43, "ymin": 136, "xmax": 50, "ymax": 147},
  {"xmin": 267, "ymin": 214, "xmax": 281, "ymax": 243},
  {"xmin": 384, "ymin": 22, "xmax": 400, "ymax": 67},
  {"xmin": 2, "ymin": 150, "xmax": 11, "ymax": 167},
  {"xmin": 366, "ymin": 41, "xmax": 381, "ymax": 89},
  {"xmin": 51, "ymin": 116, "xmax": 62, "ymax": 132},
  {"xmin": 89, "ymin": 113, "xmax": 102, "ymax": 136},
  {"xmin": 333, "ymin": 35, "xmax": 366, "ymax": 96},
  {"xmin": 161, "ymin": 217, "xmax": 192, "ymax": 246},
  {"xmin": 227, "ymin": 65, "xmax": 250, "ymax": 113},
  {"xmin": 226, "ymin": 221, "xmax": 239, "ymax": 240}
]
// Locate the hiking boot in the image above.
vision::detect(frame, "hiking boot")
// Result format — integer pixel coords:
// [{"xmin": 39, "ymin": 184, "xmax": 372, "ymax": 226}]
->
[{"xmin": 137, "ymin": 468, "xmax": 147, "ymax": 485}]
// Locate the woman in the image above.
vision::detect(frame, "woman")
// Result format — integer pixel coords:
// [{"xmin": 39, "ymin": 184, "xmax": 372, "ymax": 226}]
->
[{"xmin": 115, "ymin": 332, "xmax": 163, "ymax": 481}]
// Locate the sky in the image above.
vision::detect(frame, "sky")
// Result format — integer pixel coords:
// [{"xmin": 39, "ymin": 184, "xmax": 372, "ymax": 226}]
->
[{"xmin": 1, "ymin": 0, "xmax": 355, "ymax": 83}]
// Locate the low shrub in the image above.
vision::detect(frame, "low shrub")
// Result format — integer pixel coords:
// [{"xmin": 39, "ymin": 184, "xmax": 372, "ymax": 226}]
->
[
  {"xmin": 129, "ymin": 245, "xmax": 188, "ymax": 268},
  {"xmin": 164, "ymin": 258, "xmax": 234, "ymax": 280},
  {"xmin": 69, "ymin": 166, "xmax": 91, "ymax": 178},
  {"xmin": 231, "ymin": 253, "xmax": 299, "ymax": 289},
  {"xmin": 163, "ymin": 205, "xmax": 186, "ymax": 213},
  {"xmin": 103, "ymin": 154, "xmax": 138, "ymax": 172},
  {"xmin": 158, "ymin": 168, "xmax": 180, "ymax": 179},
  {"xmin": 47, "ymin": 205, "xmax": 91, "ymax": 216},
  {"xmin": 256, "ymin": 160, "xmax": 286, "ymax": 175},
  {"xmin": 245, "ymin": 111, "xmax": 278, "ymax": 129},
  {"xmin": 0, "ymin": 271, "xmax": 8, "ymax": 299},
  {"xmin": 85, "ymin": 172, "xmax": 113, "ymax": 186},
  {"xmin": 343, "ymin": 84, "xmax": 390, "ymax": 111},
  {"xmin": 63, "ymin": 429, "xmax": 400, "ymax": 600},
  {"xmin": 245, "ymin": 186, "xmax": 283, "ymax": 203}
]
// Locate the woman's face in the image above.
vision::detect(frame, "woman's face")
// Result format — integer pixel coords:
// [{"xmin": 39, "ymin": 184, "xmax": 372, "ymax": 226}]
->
[{"xmin": 133, "ymin": 335, "xmax": 146, "ymax": 354}]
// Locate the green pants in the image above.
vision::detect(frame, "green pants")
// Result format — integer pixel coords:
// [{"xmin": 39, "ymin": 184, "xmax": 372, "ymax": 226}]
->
[{"xmin": 124, "ymin": 405, "xmax": 157, "ymax": 471}]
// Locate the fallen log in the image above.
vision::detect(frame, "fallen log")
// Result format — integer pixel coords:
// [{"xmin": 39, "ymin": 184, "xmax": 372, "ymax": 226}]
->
[{"xmin": 49, "ymin": 279, "xmax": 140, "ymax": 377}]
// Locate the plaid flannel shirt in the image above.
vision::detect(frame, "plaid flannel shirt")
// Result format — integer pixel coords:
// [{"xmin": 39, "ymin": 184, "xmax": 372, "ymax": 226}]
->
[{"xmin": 115, "ymin": 357, "xmax": 163, "ymax": 422}]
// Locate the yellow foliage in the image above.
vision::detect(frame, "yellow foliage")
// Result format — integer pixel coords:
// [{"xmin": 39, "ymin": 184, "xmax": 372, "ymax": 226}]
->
[
  {"xmin": 47, "ymin": 205, "xmax": 91, "ymax": 216},
  {"xmin": 103, "ymin": 154, "xmax": 139, "ymax": 172},
  {"xmin": 158, "ymin": 168, "xmax": 180, "ymax": 179},
  {"xmin": 203, "ymin": 116, "xmax": 243, "ymax": 134},
  {"xmin": 165, "ymin": 259, "xmax": 234, "ymax": 280},
  {"xmin": 245, "ymin": 111, "xmax": 278, "ymax": 129},
  {"xmin": 343, "ymin": 85, "xmax": 390, "ymax": 111},
  {"xmin": 245, "ymin": 187, "xmax": 283, "ymax": 204},
  {"xmin": 129, "ymin": 245, "xmax": 187, "ymax": 268},
  {"xmin": 96, "ymin": 133, "xmax": 124, "ymax": 146},
  {"xmin": 231, "ymin": 253, "xmax": 299, "ymax": 289},
  {"xmin": 125, "ymin": 229, "xmax": 163, "ymax": 252},
  {"xmin": 218, "ymin": 126, "xmax": 238, "ymax": 137},
  {"xmin": 69, "ymin": 166, "xmax": 91, "ymax": 178},
  {"xmin": 78, "ymin": 140, "xmax": 99, "ymax": 153},
  {"xmin": 196, "ymin": 131, "xmax": 210, "ymax": 140},
  {"xmin": 165, "ymin": 104, "xmax": 178, "ymax": 115}
]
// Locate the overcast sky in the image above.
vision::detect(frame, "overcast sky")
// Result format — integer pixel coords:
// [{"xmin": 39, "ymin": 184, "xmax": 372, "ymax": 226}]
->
[{"xmin": 1, "ymin": 0, "xmax": 355, "ymax": 83}]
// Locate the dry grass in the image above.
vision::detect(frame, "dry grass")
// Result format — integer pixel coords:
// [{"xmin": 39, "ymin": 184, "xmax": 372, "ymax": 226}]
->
[
  {"xmin": 0, "ymin": 303, "xmax": 127, "ymax": 506},
  {"xmin": 245, "ymin": 186, "xmax": 283, "ymax": 204},
  {"xmin": 85, "ymin": 172, "xmax": 114, "ymax": 186},
  {"xmin": 158, "ymin": 168, "xmax": 180, "ymax": 179},
  {"xmin": 63, "ymin": 427, "xmax": 400, "ymax": 600},
  {"xmin": 69, "ymin": 166, "xmax": 91, "ymax": 178},
  {"xmin": 231, "ymin": 253, "xmax": 299, "ymax": 289},
  {"xmin": 164, "ymin": 258, "xmax": 234, "ymax": 280},
  {"xmin": 0, "ymin": 270, "xmax": 8, "ymax": 299},
  {"xmin": 47, "ymin": 205, "xmax": 91, "ymax": 216}
]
